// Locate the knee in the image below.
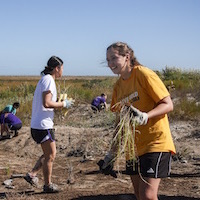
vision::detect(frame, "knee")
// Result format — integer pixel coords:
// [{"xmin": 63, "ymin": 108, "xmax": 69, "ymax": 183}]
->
[
  {"xmin": 50, "ymin": 152, "xmax": 56, "ymax": 162},
  {"xmin": 45, "ymin": 152, "xmax": 56, "ymax": 162},
  {"xmin": 139, "ymin": 190, "xmax": 157, "ymax": 200}
]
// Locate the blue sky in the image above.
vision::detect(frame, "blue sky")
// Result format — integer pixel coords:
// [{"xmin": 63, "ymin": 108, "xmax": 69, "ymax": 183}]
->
[{"xmin": 0, "ymin": 0, "xmax": 199, "ymax": 76}]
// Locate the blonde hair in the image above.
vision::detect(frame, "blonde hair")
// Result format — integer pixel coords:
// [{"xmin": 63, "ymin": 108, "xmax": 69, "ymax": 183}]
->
[{"xmin": 107, "ymin": 42, "xmax": 141, "ymax": 67}]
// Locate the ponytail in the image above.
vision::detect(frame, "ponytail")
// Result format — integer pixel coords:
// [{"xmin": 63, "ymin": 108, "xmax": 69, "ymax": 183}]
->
[{"xmin": 41, "ymin": 56, "xmax": 63, "ymax": 75}]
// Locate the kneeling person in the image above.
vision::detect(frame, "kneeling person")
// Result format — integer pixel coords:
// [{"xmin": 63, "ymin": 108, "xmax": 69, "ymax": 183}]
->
[
  {"xmin": 0, "ymin": 112, "xmax": 22, "ymax": 138},
  {"xmin": 91, "ymin": 93, "xmax": 107, "ymax": 112}
]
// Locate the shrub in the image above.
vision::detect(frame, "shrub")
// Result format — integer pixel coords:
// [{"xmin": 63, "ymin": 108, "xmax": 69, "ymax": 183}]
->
[{"xmin": 1, "ymin": 70, "xmax": 200, "ymax": 126}]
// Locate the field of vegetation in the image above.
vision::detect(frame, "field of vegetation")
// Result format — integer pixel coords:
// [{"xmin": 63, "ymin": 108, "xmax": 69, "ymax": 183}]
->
[
  {"xmin": 1, "ymin": 67, "xmax": 200, "ymax": 125},
  {"xmin": 0, "ymin": 75, "xmax": 116, "ymax": 126}
]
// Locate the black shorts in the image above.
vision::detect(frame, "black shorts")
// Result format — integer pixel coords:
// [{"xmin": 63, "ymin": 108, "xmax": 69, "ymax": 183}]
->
[
  {"xmin": 126, "ymin": 152, "xmax": 172, "ymax": 178},
  {"xmin": 9, "ymin": 123, "xmax": 22, "ymax": 130},
  {"xmin": 31, "ymin": 128, "xmax": 55, "ymax": 144},
  {"xmin": 91, "ymin": 105, "xmax": 98, "ymax": 111},
  {"xmin": 91, "ymin": 103, "xmax": 105, "ymax": 112}
]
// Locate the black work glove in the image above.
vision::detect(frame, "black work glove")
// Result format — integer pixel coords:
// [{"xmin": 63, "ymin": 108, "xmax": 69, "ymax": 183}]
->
[{"xmin": 97, "ymin": 152, "xmax": 117, "ymax": 178}]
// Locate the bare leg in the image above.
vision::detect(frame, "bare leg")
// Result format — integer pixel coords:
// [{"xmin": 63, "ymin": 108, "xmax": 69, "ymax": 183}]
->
[
  {"xmin": 24, "ymin": 155, "xmax": 44, "ymax": 186},
  {"xmin": 131, "ymin": 175, "xmax": 160, "ymax": 200},
  {"xmin": 130, "ymin": 175, "xmax": 140, "ymax": 200},
  {"xmin": 41, "ymin": 140, "xmax": 56, "ymax": 185},
  {"xmin": 29, "ymin": 155, "xmax": 45, "ymax": 177}
]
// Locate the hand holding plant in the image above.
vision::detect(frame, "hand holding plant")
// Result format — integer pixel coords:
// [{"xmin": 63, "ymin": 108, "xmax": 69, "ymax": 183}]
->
[
  {"xmin": 129, "ymin": 105, "xmax": 148, "ymax": 125},
  {"xmin": 58, "ymin": 93, "xmax": 75, "ymax": 108},
  {"xmin": 63, "ymin": 98, "xmax": 75, "ymax": 108}
]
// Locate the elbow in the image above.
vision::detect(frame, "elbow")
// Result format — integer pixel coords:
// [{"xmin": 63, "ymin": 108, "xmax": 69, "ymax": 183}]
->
[
  {"xmin": 169, "ymin": 101, "xmax": 174, "ymax": 112},
  {"xmin": 43, "ymin": 104, "xmax": 48, "ymax": 109},
  {"xmin": 43, "ymin": 102, "xmax": 50, "ymax": 108},
  {"xmin": 171, "ymin": 103, "xmax": 174, "ymax": 112},
  {"xmin": 166, "ymin": 96, "xmax": 174, "ymax": 113}
]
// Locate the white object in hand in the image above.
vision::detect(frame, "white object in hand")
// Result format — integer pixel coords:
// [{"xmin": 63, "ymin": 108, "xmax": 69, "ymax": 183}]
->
[
  {"xmin": 130, "ymin": 105, "xmax": 148, "ymax": 125},
  {"xmin": 63, "ymin": 98, "xmax": 74, "ymax": 108}
]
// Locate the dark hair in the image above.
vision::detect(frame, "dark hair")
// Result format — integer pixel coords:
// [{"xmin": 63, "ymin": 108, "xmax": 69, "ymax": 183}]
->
[
  {"xmin": 41, "ymin": 56, "xmax": 63, "ymax": 75},
  {"xmin": 101, "ymin": 93, "xmax": 106, "ymax": 97},
  {"xmin": 107, "ymin": 42, "xmax": 141, "ymax": 67},
  {"xmin": 13, "ymin": 102, "xmax": 20, "ymax": 109}
]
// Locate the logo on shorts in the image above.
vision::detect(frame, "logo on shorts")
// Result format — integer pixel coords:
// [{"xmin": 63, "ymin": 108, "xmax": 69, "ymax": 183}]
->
[{"xmin": 147, "ymin": 168, "xmax": 154, "ymax": 173}]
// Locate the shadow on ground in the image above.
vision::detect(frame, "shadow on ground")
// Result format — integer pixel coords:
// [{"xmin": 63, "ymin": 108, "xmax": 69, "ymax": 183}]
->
[
  {"xmin": 72, "ymin": 194, "xmax": 200, "ymax": 200},
  {"xmin": 171, "ymin": 172, "xmax": 200, "ymax": 178}
]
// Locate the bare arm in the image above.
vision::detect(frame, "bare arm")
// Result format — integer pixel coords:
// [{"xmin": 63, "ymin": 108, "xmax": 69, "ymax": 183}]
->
[
  {"xmin": 1, "ymin": 123, "xmax": 9, "ymax": 134},
  {"xmin": 104, "ymin": 102, "xmax": 108, "ymax": 110},
  {"xmin": 43, "ymin": 91, "xmax": 64, "ymax": 109},
  {"xmin": 147, "ymin": 96, "xmax": 173, "ymax": 119},
  {"xmin": 4, "ymin": 124, "xmax": 10, "ymax": 134}
]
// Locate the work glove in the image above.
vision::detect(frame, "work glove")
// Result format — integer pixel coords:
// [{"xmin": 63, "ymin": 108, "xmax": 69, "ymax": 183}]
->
[
  {"xmin": 97, "ymin": 151, "xmax": 117, "ymax": 178},
  {"xmin": 63, "ymin": 98, "xmax": 75, "ymax": 109},
  {"xmin": 129, "ymin": 105, "xmax": 148, "ymax": 125}
]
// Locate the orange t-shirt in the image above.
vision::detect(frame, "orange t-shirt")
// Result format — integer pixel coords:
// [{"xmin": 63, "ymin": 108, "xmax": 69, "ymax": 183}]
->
[{"xmin": 111, "ymin": 65, "xmax": 176, "ymax": 157}]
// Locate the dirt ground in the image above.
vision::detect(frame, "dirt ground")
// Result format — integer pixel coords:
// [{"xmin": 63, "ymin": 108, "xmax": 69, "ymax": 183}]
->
[{"xmin": 0, "ymin": 104, "xmax": 200, "ymax": 200}]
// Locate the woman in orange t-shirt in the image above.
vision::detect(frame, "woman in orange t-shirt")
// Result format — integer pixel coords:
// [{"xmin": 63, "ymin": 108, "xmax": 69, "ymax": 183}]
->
[{"xmin": 99, "ymin": 42, "xmax": 175, "ymax": 200}]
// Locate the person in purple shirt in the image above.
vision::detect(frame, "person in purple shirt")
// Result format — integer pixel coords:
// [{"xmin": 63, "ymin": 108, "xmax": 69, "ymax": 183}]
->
[
  {"xmin": 91, "ymin": 93, "xmax": 107, "ymax": 112},
  {"xmin": 0, "ymin": 112, "xmax": 22, "ymax": 139}
]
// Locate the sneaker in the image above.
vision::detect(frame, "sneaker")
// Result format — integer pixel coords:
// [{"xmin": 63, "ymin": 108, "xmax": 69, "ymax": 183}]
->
[
  {"xmin": 8, "ymin": 134, "xmax": 13, "ymax": 139},
  {"xmin": 24, "ymin": 173, "xmax": 38, "ymax": 187},
  {"xmin": 43, "ymin": 183, "xmax": 59, "ymax": 193}
]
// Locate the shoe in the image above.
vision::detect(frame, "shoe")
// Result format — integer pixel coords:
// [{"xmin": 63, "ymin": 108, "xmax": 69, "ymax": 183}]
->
[
  {"xmin": 43, "ymin": 183, "xmax": 59, "ymax": 193},
  {"xmin": 24, "ymin": 173, "xmax": 38, "ymax": 187},
  {"xmin": 8, "ymin": 134, "xmax": 13, "ymax": 139}
]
